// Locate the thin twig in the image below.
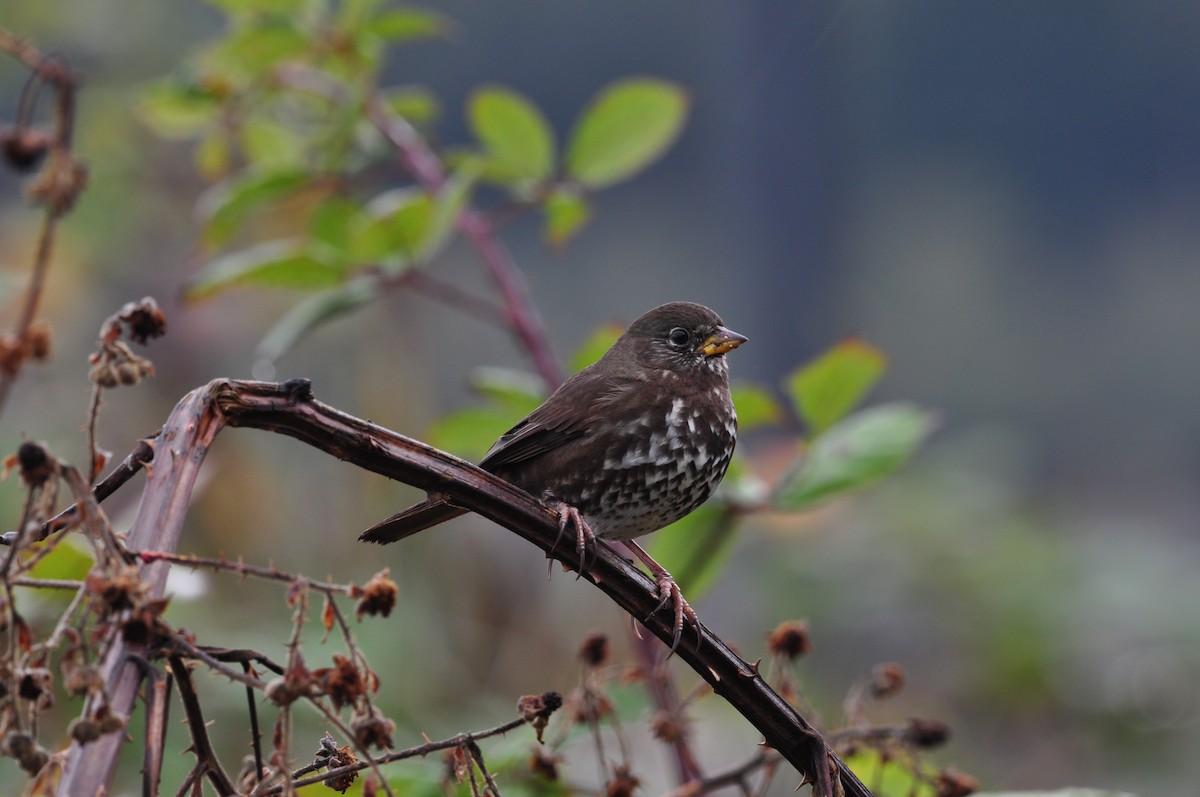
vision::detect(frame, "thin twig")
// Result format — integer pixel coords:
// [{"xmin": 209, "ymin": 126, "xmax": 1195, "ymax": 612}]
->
[
  {"xmin": 263, "ymin": 716, "xmax": 529, "ymax": 796},
  {"xmin": 16, "ymin": 435, "xmax": 157, "ymax": 544},
  {"xmin": 168, "ymin": 654, "xmax": 238, "ymax": 795},
  {"xmin": 0, "ymin": 30, "xmax": 80, "ymax": 415},
  {"xmin": 244, "ymin": 660, "xmax": 266, "ymax": 788},
  {"xmin": 134, "ymin": 550, "xmax": 356, "ymax": 595},
  {"xmin": 633, "ymin": 632, "xmax": 704, "ymax": 784},
  {"xmin": 211, "ymin": 379, "xmax": 872, "ymax": 797},
  {"xmin": 53, "ymin": 378, "xmax": 871, "ymax": 797},
  {"xmin": 396, "ymin": 270, "xmax": 509, "ymax": 327},
  {"xmin": 367, "ymin": 99, "xmax": 563, "ymax": 390},
  {"xmin": 86, "ymin": 385, "xmax": 104, "ymax": 484}
]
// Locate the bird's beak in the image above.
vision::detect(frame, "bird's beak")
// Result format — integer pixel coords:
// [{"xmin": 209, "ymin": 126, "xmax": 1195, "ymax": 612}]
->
[{"xmin": 697, "ymin": 326, "xmax": 748, "ymax": 357}]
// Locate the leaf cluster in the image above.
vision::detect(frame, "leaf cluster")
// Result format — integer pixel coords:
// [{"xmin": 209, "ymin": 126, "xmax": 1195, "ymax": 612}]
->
[{"xmin": 139, "ymin": 0, "xmax": 691, "ymax": 364}]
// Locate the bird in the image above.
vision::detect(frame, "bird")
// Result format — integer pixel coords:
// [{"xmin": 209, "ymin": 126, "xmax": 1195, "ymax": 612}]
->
[{"xmin": 360, "ymin": 301, "xmax": 747, "ymax": 649}]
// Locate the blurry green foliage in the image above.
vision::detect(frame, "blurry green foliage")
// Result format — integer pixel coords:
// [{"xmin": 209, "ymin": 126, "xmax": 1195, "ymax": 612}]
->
[
  {"xmin": 139, "ymin": 0, "xmax": 691, "ymax": 363},
  {"xmin": 787, "ymin": 337, "xmax": 886, "ymax": 435}
]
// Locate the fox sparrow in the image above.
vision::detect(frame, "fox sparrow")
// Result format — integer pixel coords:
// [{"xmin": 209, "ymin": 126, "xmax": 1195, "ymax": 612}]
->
[{"xmin": 360, "ymin": 301, "xmax": 747, "ymax": 648}]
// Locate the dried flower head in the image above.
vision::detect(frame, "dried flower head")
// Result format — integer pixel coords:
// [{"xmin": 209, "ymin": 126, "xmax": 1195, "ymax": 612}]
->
[
  {"xmin": 517, "ymin": 691, "xmax": 563, "ymax": 742},
  {"xmin": 1, "ymin": 126, "xmax": 51, "ymax": 173},
  {"xmin": 354, "ymin": 569, "xmax": 398, "ymax": 620},
  {"xmin": 319, "ymin": 654, "xmax": 367, "ymax": 710},
  {"xmin": 605, "ymin": 765, "xmax": 640, "ymax": 797},
  {"xmin": 934, "ymin": 767, "xmax": 978, "ymax": 797},
  {"xmin": 15, "ymin": 441, "xmax": 54, "ymax": 488},
  {"xmin": 906, "ymin": 717, "xmax": 950, "ymax": 749},
  {"xmin": 578, "ymin": 631, "xmax": 610, "ymax": 668},
  {"xmin": 870, "ymin": 662, "xmax": 906, "ymax": 699},
  {"xmin": 766, "ymin": 620, "xmax": 811, "ymax": 660},
  {"xmin": 351, "ymin": 704, "xmax": 395, "ymax": 750}
]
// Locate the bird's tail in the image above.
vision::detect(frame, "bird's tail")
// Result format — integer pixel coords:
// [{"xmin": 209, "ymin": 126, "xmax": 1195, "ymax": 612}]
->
[{"xmin": 358, "ymin": 500, "xmax": 467, "ymax": 544}]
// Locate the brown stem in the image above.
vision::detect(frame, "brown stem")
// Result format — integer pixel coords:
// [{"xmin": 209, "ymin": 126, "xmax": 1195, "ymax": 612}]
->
[
  {"xmin": 213, "ymin": 379, "xmax": 870, "ymax": 797},
  {"xmin": 368, "ymin": 99, "xmax": 564, "ymax": 390},
  {"xmin": 52, "ymin": 379, "xmax": 872, "ymax": 797},
  {"xmin": 168, "ymin": 654, "xmax": 238, "ymax": 795},
  {"xmin": 54, "ymin": 385, "xmax": 225, "ymax": 796}
]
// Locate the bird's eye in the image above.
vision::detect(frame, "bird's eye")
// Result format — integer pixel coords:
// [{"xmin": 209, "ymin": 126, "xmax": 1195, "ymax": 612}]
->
[{"xmin": 667, "ymin": 328, "xmax": 690, "ymax": 348}]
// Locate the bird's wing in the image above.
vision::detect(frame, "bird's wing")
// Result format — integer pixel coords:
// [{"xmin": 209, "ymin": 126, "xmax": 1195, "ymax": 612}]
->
[{"xmin": 479, "ymin": 372, "xmax": 630, "ymax": 471}]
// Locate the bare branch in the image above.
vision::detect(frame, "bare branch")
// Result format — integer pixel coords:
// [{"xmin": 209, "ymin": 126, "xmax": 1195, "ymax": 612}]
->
[{"xmin": 49, "ymin": 378, "xmax": 871, "ymax": 797}]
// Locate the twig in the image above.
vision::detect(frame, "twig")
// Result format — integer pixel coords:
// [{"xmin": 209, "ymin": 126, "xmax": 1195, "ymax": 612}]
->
[
  {"xmin": 212, "ymin": 379, "xmax": 871, "ymax": 797},
  {"xmin": 396, "ymin": 270, "xmax": 509, "ymax": 328},
  {"xmin": 367, "ymin": 99, "xmax": 564, "ymax": 390},
  {"xmin": 0, "ymin": 30, "xmax": 81, "ymax": 415},
  {"xmin": 465, "ymin": 739, "xmax": 502, "ymax": 797},
  {"xmin": 171, "ymin": 636, "xmax": 269, "ymax": 691},
  {"xmin": 0, "ymin": 435, "xmax": 156, "ymax": 546},
  {"xmin": 134, "ymin": 550, "xmax": 356, "ymax": 596},
  {"xmin": 129, "ymin": 654, "xmax": 171, "ymax": 797},
  {"xmin": 52, "ymin": 378, "xmax": 872, "ymax": 797},
  {"xmin": 168, "ymin": 653, "xmax": 238, "ymax": 795},
  {"xmin": 633, "ymin": 632, "xmax": 704, "ymax": 784},
  {"xmin": 197, "ymin": 646, "xmax": 285, "ymax": 676},
  {"xmin": 264, "ymin": 716, "xmax": 529, "ymax": 796},
  {"xmin": 85, "ymin": 385, "xmax": 104, "ymax": 484},
  {"xmin": 243, "ymin": 660, "xmax": 266, "ymax": 789},
  {"xmin": 55, "ymin": 384, "xmax": 225, "ymax": 797},
  {"xmin": 666, "ymin": 751, "xmax": 778, "ymax": 797}
]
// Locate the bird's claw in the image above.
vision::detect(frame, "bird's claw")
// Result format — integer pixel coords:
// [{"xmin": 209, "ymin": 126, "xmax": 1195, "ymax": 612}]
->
[
  {"xmin": 551, "ymin": 502, "xmax": 595, "ymax": 580},
  {"xmin": 648, "ymin": 570, "xmax": 699, "ymax": 655}
]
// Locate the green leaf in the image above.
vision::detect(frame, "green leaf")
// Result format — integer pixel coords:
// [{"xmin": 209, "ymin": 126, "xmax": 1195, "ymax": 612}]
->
[
  {"xmin": 423, "ymin": 166, "xmax": 476, "ymax": 259},
  {"xmin": 543, "ymin": 187, "xmax": 591, "ymax": 248},
  {"xmin": 569, "ymin": 324, "xmax": 622, "ymax": 373},
  {"xmin": 774, "ymin": 403, "xmax": 936, "ymax": 511},
  {"xmin": 257, "ymin": 276, "xmax": 380, "ymax": 362},
  {"xmin": 205, "ymin": 23, "xmax": 309, "ymax": 80},
  {"xmin": 468, "ymin": 367, "xmax": 545, "ymax": 415},
  {"xmin": 309, "ymin": 196, "xmax": 362, "ymax": 255},
  {"xmin": 730, "ymin": 383, "xmax": 784, "ymax": 432},
  {"xmin": 467, "ymin": 85, "xmax": 556, "ymax": 184},
  {"xmin": 353, "ymin": 170, "xmax": 473, "ymax": 268},
  {"xmin": 208, "ymin": 0, "xmax": 303, "ymax": 12},
  {"xmin": 240, "ymin": 117, "xmax": 306, "ymax": 171},
  {"xmin": 786, "ymin": 338, "xmax": 887, "ymax": 435},
  {"xmin": 138, "ymin": 81, "xmax": 222, "ymax": 138},
  {"xmin": 566, "ymin": 78, "xmax": 690, "ymax": 189},
  {"xmin": 186, "ymin": 239, "xmax": 346, "ymax": 301},
  {"xmin": 840, "ymin": 752, "xmax": 935, "ymax": 797},
  {"xmin": 353, "ymin": 188, "xmax": 431, "ymax": 268},
  {"xmin": 428, "ymin": 406, "xmax": 520, "ymax": 461},
  {"xmin": 199, "ymin": 170, "xmax": 311, "ymax": 246},
  {"xmin": 195, "ymin": 130, "xmax": 232, "ymax": 179},
  {"xmin": 28, "ymin": 539, "xmax": 93, "ymax": 583},
  {"xmin": 366, "ymin": 8, "xmax": 452, "ymax": 43},
  {"xmin": 975, "ymin": 791, "xmax": 1136, "ymax": 797},
  {"xmin": 382, "ymin": 85, "xmax": 441, "ymax": 125},
  {"xmin": 646, "ymin": 504, "xmax": 734, "ymax": 600}
]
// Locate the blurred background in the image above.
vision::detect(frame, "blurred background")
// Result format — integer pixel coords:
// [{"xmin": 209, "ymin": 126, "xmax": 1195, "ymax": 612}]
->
[{"xmin": 2, "ymin": 2, "xmax": 1198, "ymax": 795}]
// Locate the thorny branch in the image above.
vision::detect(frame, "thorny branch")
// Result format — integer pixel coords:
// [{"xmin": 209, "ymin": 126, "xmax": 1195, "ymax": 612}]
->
[
  {"xmin": 0, "ymin": 28, "xmax": 87, "ymax": 416},
  {"xmin": 33, "ymin": 378, "xmax": 870, "ymax": 797}
]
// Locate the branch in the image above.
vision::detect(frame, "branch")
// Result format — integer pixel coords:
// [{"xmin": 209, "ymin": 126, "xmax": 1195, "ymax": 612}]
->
[
  {"xmin": 50, "ymin": 379, "xmax": 871, "ymax": 797},
  {"xmin": 54, "ymin": 385, "xmax": 225, "ymax": 796},
  {"xmin": 214, "ymin": 379, "xmax": 870, "ymax": 797},
  {"xmin": 368, "ymin": 100, "xmax": 564, "ymax": 390}
]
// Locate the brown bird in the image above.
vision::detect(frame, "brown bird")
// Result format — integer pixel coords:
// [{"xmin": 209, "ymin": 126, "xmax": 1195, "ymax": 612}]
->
[{"xmin": 360, "ymin": 301, "xmax": 747, "ymax": 647}]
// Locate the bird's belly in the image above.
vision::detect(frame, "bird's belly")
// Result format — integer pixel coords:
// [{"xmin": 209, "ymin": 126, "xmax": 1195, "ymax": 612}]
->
[{"xmin": 574, "ymin": 444, "xmax": 732, "ymax": 541}]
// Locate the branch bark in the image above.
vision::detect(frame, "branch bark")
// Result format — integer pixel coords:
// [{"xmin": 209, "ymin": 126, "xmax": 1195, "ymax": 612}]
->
[{"xmin": 55, "ymin": 379, "xmax": 872, "ymax": 797}]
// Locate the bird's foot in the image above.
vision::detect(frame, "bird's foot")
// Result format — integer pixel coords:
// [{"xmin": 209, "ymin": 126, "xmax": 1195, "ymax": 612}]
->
[
  {"xmin": 550, "ymin": 502, "xmax": 596, "ymax": 580},
  {"xmin": 621, "ymin": 540, "xmax": 700, "ymax": 654}
]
